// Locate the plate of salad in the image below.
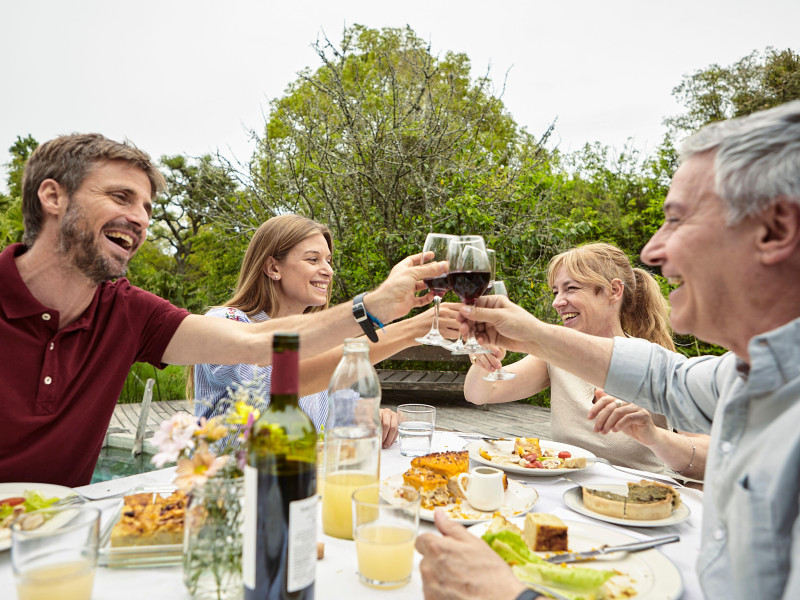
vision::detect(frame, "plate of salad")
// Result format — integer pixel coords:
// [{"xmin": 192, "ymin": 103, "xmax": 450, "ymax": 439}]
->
[{"xmin": 0, "ymin": 482, "xmax": 73, "ymax": 550}]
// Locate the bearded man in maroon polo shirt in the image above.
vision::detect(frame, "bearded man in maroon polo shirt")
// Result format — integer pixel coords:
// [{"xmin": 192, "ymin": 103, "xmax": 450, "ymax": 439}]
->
[{"xmin": 0, "ymin": 133, "xmax": 446, "ymax": 486}]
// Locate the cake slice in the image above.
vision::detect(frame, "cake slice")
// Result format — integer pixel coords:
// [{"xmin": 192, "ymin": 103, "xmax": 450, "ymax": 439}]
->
[{"xmin": 523, "ymin": 512, "xmax": 568, "ymax": 552}]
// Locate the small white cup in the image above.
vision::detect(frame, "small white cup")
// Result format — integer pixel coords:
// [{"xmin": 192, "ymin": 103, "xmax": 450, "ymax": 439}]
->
[{"xmin": 457, "ymin": 466, "xmax": 505, "ymax": 512}]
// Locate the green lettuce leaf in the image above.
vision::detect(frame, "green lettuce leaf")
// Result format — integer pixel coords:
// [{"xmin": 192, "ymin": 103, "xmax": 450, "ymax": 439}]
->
[{"xmin": 23, "ymin": 490, "xmax": 59, "ymax": 512}]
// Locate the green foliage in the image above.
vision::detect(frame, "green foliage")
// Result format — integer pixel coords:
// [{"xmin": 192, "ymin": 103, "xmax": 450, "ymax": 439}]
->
[
  {"xmin": 118, "ymin": 363, "xmax": 188, "ymax": 403},
  {"xmin": 665, "ymin": 47, "xmax": 800, "ymax": 136},
  {"xmin": 0, "ymin": 134, "xmax": 38, "ymax": 245}
]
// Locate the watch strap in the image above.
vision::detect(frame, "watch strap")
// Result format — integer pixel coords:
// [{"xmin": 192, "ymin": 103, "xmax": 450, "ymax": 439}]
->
[{"xmin": 352, "ymin": 293, "xmax": 379, "ymax": 342}]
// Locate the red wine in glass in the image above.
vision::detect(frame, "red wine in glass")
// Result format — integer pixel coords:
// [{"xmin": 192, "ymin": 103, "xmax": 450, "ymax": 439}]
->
[
  {"xmin": 448, "ymin": 270, "xmax": 491, "ymax": 303},
  {"xmin": 423, "ymin": 275, "xmax": 451, "ymax": 297}
]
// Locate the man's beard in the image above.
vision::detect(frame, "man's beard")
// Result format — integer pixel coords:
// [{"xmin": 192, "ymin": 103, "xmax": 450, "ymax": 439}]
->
[{"xmin": 58, "ymin": 201, "xmax": 132, "ymax": 284}]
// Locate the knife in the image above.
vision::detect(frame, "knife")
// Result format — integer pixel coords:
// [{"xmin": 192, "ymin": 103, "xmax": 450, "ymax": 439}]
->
[{"xmin": 543, "ymin": 534, "xmax": 679, "ymax": 563}]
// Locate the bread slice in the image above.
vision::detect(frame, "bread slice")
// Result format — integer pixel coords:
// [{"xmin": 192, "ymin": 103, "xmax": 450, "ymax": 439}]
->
[
  {"xmin": 523, "ymin": 513, "xmax": 568, "ymax": 552},
  {"xmin": 582, "ymin": 480, "xmax": 679, "ymax": 521}
]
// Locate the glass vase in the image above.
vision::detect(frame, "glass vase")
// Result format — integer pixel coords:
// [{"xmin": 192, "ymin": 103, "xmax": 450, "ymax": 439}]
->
[{"xmin": 183, "ymin": 476, "xmax": 244, "ymax": 600}]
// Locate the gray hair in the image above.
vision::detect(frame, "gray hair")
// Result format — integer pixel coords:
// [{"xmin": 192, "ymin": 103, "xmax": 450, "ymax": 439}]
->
[{"xmin": 679, "ymin": 100, "xmax": 800, "ymax": 224}]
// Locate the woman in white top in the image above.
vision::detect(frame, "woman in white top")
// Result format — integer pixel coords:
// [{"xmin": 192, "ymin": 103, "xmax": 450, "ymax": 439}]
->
[
  {"xmin": 465, "ymin": 242, "xmax": 706, "ymax": 477},
  {"xmin": 191, "ymin": 214, "xmax": 460, "ymax": 448}
]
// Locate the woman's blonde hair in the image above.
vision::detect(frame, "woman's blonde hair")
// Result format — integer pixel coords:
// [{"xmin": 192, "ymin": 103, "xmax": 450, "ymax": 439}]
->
[
  {"xmin": 186, "ymin": 214, "xmax": 333, "ymax": 398},
  {"xmin": 546, "ymin": 242, "xmax": 675, "ymax": 351}
]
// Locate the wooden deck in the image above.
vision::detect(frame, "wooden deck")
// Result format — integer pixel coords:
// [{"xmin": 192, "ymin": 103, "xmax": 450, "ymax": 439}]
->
[{"xmin": 105, "ymin": 399, "xmax": 551, "ymax": 452}]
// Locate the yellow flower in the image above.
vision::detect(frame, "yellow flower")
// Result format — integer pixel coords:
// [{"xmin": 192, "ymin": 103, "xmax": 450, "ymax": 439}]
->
[
  {"xmin": 194, "ymin": 416, "xmax": 229, "ymax": 442},
  {"xmin": 226, "ymin": 401, "xmax": 260, "ymax": 426},
  {"xmin": 174, "ymin": 441, "xmax": 230, "ymax": 492}
]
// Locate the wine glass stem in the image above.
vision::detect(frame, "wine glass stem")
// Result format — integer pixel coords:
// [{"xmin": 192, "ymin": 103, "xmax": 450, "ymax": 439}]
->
[{"xmin": 431, "ymin": 296, "xmax": 441, "ymax": 334}]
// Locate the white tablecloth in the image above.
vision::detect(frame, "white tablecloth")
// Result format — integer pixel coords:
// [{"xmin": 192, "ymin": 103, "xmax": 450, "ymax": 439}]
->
[{"xmin": 0, "ymin": 432, "xmax": 703, "ymax": 599}]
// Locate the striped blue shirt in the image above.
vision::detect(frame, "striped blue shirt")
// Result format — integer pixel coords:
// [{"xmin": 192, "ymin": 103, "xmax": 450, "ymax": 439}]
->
[{"xmin": 193, "ymin": 307, "xmax": 329, "ymax": 433}]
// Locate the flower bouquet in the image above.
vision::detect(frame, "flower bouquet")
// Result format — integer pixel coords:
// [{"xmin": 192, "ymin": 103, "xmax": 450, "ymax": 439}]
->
[{"xmin": 151, "ymin": 382, "xmax": 266, "ymax": 600}]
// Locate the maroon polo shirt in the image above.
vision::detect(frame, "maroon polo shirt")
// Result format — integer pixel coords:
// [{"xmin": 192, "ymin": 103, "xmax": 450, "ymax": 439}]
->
[{"xmin": 0, "ymin": 244, "xmax": 190, "ymax": 486}]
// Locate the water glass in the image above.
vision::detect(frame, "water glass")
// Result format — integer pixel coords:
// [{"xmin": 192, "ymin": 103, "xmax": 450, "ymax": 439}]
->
[
  {"xmin": 11, "ymin": 505, "xmax": 100, "ymax": 600},
  {"xmin": 397, "ymin": 404, "xmax": 436, "ymax": 457},
  {"xmin": 352, "ymin": 483, "xmax": 420, "ymax": 589}
]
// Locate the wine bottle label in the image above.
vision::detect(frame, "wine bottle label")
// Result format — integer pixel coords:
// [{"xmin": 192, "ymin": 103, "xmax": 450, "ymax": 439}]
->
[
  {"xmin": 287, "ymin": 494, "xmax": 318, "ymax": 592},
  {"xmin": 243, "ymin": 464, "xmax": 258, "ymax": 589}
]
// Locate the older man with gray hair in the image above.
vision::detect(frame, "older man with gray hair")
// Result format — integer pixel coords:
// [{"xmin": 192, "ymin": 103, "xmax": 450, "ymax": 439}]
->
[{"xmin": 417, "ymin": 101, "xmax": 800, "ymax": 600}]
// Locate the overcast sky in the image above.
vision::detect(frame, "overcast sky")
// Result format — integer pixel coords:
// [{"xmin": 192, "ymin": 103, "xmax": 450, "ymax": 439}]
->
[{"xmin": 1, "ymin": 0, "xmax": 798, "ymax": 189}]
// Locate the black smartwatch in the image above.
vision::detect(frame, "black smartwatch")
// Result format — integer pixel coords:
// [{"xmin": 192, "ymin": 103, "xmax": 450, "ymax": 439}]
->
[
  {"xmin": 515, "ymin": 590, "xmax": 540, "ymax": 600},
  {"xmin": 352, "ymin": 293, "xmax": 379, "ymax": 342}
]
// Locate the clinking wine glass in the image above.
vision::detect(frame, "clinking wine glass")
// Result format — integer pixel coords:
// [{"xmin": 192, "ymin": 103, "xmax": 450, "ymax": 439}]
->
[
  {"xmin": 447, "ymin": 237, "xmax": 492, "ymax": 355},
  {"xmin": 481, "ymin": 280, "xmax": 517, "ymax": 381},
  {"xmin": 415, "ymin": 233, "xmax": 456, "ymax": 346}
]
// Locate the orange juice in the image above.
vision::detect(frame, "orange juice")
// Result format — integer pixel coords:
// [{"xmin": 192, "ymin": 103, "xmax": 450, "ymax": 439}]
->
[
  {"xmin": 321, "ymin": 471, "xmax": 378, "ymax": 539},
  {"xmin": 354, "ymin": 524, "xmax": 416, "ymax": 588},
  {"xmin": 16, "ymin": 559, "xmax": 96, "ymax": 600}
]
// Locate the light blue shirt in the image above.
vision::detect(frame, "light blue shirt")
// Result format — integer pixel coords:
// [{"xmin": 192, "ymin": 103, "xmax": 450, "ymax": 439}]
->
[
  {"xmin": 193, "ymin": 307, "xmax": 329, "ymax": 433},
  {"xmin": 605, "ymin": 317, "xmax": 800, "ymax": 599}
]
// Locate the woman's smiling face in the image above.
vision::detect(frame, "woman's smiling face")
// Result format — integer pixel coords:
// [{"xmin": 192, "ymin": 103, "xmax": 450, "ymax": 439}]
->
[
  {"xmin": 550, "ymin": 266, "xmax": 622, "ymax": 338},
  {"xmin": 268, "ymin": 233, "xmax": 333, "ymax": 316}
]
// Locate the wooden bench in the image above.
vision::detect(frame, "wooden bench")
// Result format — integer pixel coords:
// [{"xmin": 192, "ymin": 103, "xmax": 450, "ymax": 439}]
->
[{"xmin": 376, "ymin": 345, "xmax": 470, "ymax": 401}]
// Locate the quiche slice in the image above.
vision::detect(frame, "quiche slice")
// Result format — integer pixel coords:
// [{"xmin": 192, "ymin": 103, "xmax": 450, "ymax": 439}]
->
[
  {"xmin": 110, "ymin": 490, "xmax": 187, "ymax": 547},
  {"xmin": 410, "ymin": 451, "xmax": 469, "ymax": 478},
  {"xmin": 513, "ymin": 437, "xmax": 542, "ymax": 458},
  {"xmin": 403, "ymin": 451, "xmax": 470, "ymax": 509}
]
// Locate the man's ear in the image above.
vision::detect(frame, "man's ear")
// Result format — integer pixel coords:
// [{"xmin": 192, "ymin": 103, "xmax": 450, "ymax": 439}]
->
[
  {"xmin": 37, "ymin": 179, "xmax": 67, "ymax": 217},
  {"xmin": 756, "ymin": 199, "xmax": 800, "ymax": 265}
]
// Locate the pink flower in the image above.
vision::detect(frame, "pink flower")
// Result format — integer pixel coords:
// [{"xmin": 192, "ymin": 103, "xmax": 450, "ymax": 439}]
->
[
  {"xmin": 173, "ymin": 442, "xmax": 230, "ymax": 492},
  {"xmin": 151, "ymin": 413, "xmax": 199, "ymax": 468}
]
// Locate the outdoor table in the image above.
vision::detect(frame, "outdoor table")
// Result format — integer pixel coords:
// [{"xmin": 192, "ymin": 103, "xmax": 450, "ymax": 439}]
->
[{"xmin": 0, "ymin": 431, "xmax": 704, "ymax": 598}]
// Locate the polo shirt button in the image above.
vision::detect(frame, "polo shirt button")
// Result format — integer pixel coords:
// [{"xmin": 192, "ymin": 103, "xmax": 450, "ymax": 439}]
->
[
  {"xmin": 44, "ymin": 376, "xmax": 52, "ymax": 385},
  {"xmin": 42, "ymin": 313, "xmax": 51, "ymax": 321},
  {"xmin": 714, "ymin": 528, "xmax": 726, "ymax": 541},
  {"xmin": 50, "ymin": 342, "xmax": 55, "ymax": 350},
  {"xmin": 720, "ymin": 441, "xmax": 733, "ymax": 454}
]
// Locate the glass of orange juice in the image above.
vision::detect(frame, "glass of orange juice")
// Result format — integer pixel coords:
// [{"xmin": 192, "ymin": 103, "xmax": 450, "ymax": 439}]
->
[
  {"xmin": 11, "ymin": 505, "xmax": 100, "ymax": 600},
  {"xmin": 351, "ymin": 483, "xmax": 420, "ymax": 590}
]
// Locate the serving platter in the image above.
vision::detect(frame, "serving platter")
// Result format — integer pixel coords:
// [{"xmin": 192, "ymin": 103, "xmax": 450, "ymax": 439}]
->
[
  {"xmin": 562, "ymin": 484, "xmax": 691, "ymax": 528},
  {"xmin": 383, "ymin": 473, "xmax": 538, "ymax": 524},
  {"xmin": 468, "ymin": 517, "xmax": 683, "ymax": 600},
  {"xmin": 465, "ymin": 440, "xmax": 597, "ymax": 476},
  {"xmin": 0, "ymin": 482, "xmax": 76, "ymax": 551}
]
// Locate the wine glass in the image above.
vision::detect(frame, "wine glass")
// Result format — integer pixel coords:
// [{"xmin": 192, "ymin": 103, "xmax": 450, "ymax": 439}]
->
[
  {"xmin": 447, "ymin": 237, "xmax": 492, "ymax": 355},
  {"xmin": 481, "ymin": 280, "xmax": 517, "ymax": 381},
  {"xmin": 415, "ymin": 233, "xmax": 456, "ymax": 346},
  {"xmin": 485, "ymin": 249, "xmax": 496, "ymax": 294}
]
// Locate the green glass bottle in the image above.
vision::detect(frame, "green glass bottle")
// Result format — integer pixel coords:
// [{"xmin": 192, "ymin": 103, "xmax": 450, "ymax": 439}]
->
[{"xmin": 243, "ymin": 333, "xmax": 317, "ymax": 600}]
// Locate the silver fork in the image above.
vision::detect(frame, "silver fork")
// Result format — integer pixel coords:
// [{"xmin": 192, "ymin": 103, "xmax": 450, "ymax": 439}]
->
[
  {"xmin": 590, "ymin": 457, "xmax": 685, "ymax": 488},
  {"xmin": 52, "ymin": 490, "xmax": 129, "ymax": 507}
]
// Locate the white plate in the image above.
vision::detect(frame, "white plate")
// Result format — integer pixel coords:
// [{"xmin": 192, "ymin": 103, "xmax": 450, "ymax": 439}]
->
[
  {"xmin": 383, "ymin": 474, "xmax": 538, "ymax": 524},
  {"xmin": 562, "ymin": 484, "xmax": 691, "ymax": 528},
  {"xmin": 0, "ymin": 482, "xmax": 76, "ymax": 551},
  {"xmin": 468, "ymin": 517, "xmax": 683, "ymax": 600},
  {"xmin": 465, "ymin": 440, "xmax": 597, "ymax": 476}
]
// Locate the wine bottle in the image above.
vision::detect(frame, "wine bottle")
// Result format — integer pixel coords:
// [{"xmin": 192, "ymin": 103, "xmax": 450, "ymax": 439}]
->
[
  {"xmin": 321, "ymin": 338, "xmax": 382, "ymax": 540},
  {"xmin": 244, "ymin": 333, "xmax": 317, "ymax": 599}
]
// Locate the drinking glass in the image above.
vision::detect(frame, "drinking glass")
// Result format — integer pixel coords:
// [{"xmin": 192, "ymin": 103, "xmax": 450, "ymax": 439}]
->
[
  {"xmin": 415, "ymin": 233, "xmax": 456, "ymax": 346},
  {"xmin": 352, "ymin": 483, "xmax": 420, "ymax": 590},
  {"xmin": 447, "ymin": 237, "xmax": 492, "ymax": 355},
  {"xmin": 481, "ymin": 280, "xmax": 517, "ymax": 381},
  {"xmin": 11, "ymin": 505, "xmax": 100, "ymax": 600},
  {"xmin": 397, "ymin": 403, "xmax": 436, "ymax": 456}
]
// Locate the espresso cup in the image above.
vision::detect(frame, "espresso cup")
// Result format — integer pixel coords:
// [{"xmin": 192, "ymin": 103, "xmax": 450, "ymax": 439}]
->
[{"xmin": 457, "ymin": 466, "xmax": 505, "ymax": 512}]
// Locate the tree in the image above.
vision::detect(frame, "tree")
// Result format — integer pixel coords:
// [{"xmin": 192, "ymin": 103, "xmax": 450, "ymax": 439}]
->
[
  {"xmin": 665, "ymin": 47, "xmax": 800, "ymax": 136},
  {"xmin": 0, "ymin": 135, "xmax": 38, "ymax": 246},
  {"xmin": 212, "ymin": 24, "xmax": 562, "ymax": 308}
]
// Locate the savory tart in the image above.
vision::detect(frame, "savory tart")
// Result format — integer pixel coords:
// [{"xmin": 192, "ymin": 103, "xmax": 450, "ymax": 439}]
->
[
  {"xmin": 523, "ymin": 512, "xmax": 568, "ymax": 552},
  {"xmin": 110, "ymin": 490, "xmax": 187, "ymax": 547},
  {"xmin": 582, "ymin": 480, "xmax": 681, "ymax": 520}
]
